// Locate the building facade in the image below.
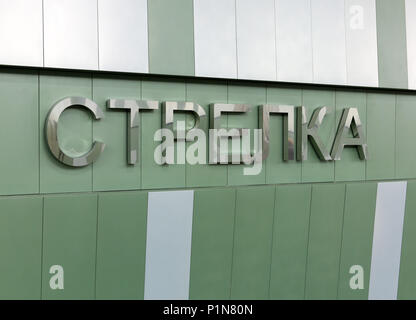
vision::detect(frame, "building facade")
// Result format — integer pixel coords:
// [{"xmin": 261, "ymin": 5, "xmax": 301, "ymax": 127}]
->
[{"xmin": 0, "ymin": 0, "xmax": 415, "ymax": 300}]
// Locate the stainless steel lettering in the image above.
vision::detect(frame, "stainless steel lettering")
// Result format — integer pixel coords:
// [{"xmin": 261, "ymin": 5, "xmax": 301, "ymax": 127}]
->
[{"xmin": 45, "ymin": 96, "xmax": 105, "ymax": 167}]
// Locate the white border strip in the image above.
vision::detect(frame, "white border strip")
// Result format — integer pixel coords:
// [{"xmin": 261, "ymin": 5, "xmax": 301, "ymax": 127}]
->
[
  {"xmin": 368, "ymin": 181, "xmax": 407, "ymax": 300},
  {"xmin": 144, "ymin": 190, "xmax": 194, "ymax": 300}
]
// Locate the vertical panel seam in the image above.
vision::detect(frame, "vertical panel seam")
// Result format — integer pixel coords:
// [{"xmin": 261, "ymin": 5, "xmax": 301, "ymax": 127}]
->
[
  {"xmin": 187, "ymin": 190, "xmax": 195, "ymax": 299},
  {"xmin": 336, "ymin": 183, "xmax": 348, "ymax": 299},
  {"xmin": 140, "ymin": 80, "xmax": 143, "ymax": 189},
  {"xmin": 38, "ymin": 72, "xmax": 41, "ymax": 193},
  {"xmin": 274, "ymin": 0, "xmax": 278, "ymax": 80},
  {"xmin": 265, "ymin": 86, "xmax": 269, "ymax": 184},
  {"xmin": 228, "ymin": 188, "xmax": 238, "ymax": 299},
  {"xmin": 91, "ymin": 74, "xmax": 94, "ymax": 191},
  {"xmin": 267, "ymin": 185, "xmax": 278, "ymax": 299},
  {"xmin": 373, "ymin": 0, "xmax": 380, "ymax": 86},
  {"xmin": 334, "ymin": 90, "xmax": 337, "ymax": 181},
  {"xmin": 405, "ymin": 0, "xmax": 411, "ymax": 89},
  {"xmin": 309, "ymin": 0, "xmax": 315, "ymax": 81},
  {"xmin": 138, "ymin": 79, "xmax": 142, "ymax": 189},
  {"xmin": 344, "ymin": 0, "xmax": 349, "ymax": 84},
  {"xmin": 395, "ymin": 94, "xmax": 398, "ymax": 178},
  {"xmin": 303, "ymin": 184, "xmax": 313, "ymax": 299},
  {"xmin": 142, "ymin": 191, "xmax": 150, "ymax": 298},
  {"xmin": 185, "ymin": 81, "xmax": 188, "ymax": 186},
  {"xmin": 42, "ymin": 0, "xmax": 45, "ymax": 67},
  {"xmin": 93, "ymin": 193, "xmax": 99, "ymax": 299},
  {"xmin": 365, "ymin": 92, "xmax": 368, "ymax": 180},
  {"xmin": 192, "ymin": 0, "xmax": 197, "ymax": 75},
  {"xmin": 190, "ymin": 0, "xmax": 196, "ymax": 76},
  {"xmin": 403, "ymin": 0, "xmax": 409, "ymax": 88},
  {"xmin": 146, "ymin": 0, "xmax": 151, "ymax": 73},
  {"xmin": 375, "ymin": 0, "xmax": 381, "ymax": 85},
  {"xmin": 96, "ymin": 0, "xmax": 100, "ymax": 70},
  {"xmin": 332, "ymin": 90, "xmax": 336, "ymax": 181},
  {"xmin": 226, "ymin": 81, "xmax": 229, "ymax": 186},
  {"xmin": 300, "ymin": 89, "xmax": 304, "ymax": 182},
  {"xmin": 140, "ymin": 192, "xmax": 148, "ymax": 299},
  {"xmin": 263, "ymin": 86, "xmax": 267, "ymax": 183},
  {"xmin": 234, "ymin": 0, "xmax": 239, "ymax": 78},
  {"xmin": 39, "ymin": 196, "xmax": 45, "ymax": 300},
  {"xmin": 187, "ymin": 189, "xmax": 197, "ymax": 299},
  {"xmin": 365, "ymin": 183, "xmax": 378, "ymax": 299}
]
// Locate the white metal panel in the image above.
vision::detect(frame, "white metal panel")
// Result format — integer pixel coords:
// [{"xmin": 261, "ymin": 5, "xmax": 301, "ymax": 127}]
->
[
  {"xmin": 369, "ymin": 181, "xmax": 407, "ymax": 300},
  {"xmin": 43, "ymin": 0, "xmax": 98, "ymax": 70},
  {"xmin": 0, "ymin": 0, "xmax": 43, "ymax": 67},
  {"xmin": 144, "ymin": 190, "xmax": 194, "ymax": 300},
  {"xmin": 311, "ymin": 0, "xmax": 347, "ymax": 85},
  {"xmin": 236, "ymin": 0, "xmax": 277, "ymax": 81},
  {"xmin": 98, "ymin": 0, "xmax": 148, "ymax": 73},
  {"xmin": 275, "ymin": 0, "xmax": 313, "ymax": 83},
  {"xmin": 406, "ymin": 0, "xmax": 416, "ymax": 89},
  {"xmin": 193, "ymin": 0, "xmax": 237, "ymax": 78},
  {"xmin": 345, "ymin": 0, "xmax": 378, "ymax": 87}
]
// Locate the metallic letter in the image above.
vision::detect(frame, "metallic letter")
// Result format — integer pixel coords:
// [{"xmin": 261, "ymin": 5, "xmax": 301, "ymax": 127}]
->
[
  {"xmin": 45, "ymin": 97, "xmax": 105, "ymax": 167},
  {"xmin": 107, "ymin": 99, "xmax": 158, "ymax": 165},
  {"xmin": 260, "ymin": 104, "xmax": 295, "ymax": 161},
  {"xmin": 209, "ymin": 103, "xmax": 250, "ymax": 164},
  {"xmin": 162, "ymin": 101, "xmax": 206, "ymax": 141},
  {"xmin": 296, "ymin": 106, "xmax": 332, "ymax": 161},
  {"xmin": 331, "ymin": 107, "xmax": 368, "ymax": 160}
]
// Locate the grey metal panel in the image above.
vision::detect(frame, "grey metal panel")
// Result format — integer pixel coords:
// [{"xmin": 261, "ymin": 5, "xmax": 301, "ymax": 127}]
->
[
  {"xmin": 43, "ymin": 0, "xmax": 98, "ymax": 70},
  {"xmin": 0, "ymin": 0, "xmax": 43, "ymax": 67},
  {"xmin": 369, "ymin": 181, "xmax": 407, "ymax": 300},
  {"xmin": 406, "ymin": 0, "xmax": 416, "ymax": 89},
  {"xmin": 311, "ymin": 0, "xmax": 347, "ymax": 85},
  {"xmin": 345, "ymin": 0, "xmax": 378, "ymax": 87},
  {"xmin": 193, "ymin": 0, "xmax": 237, "ymax": 78},
  {"xmin": 275, "ymin": 0, "xmax": 313, "ymax": 83},
  {"xmin": 98, "ymin": 0, "xmax": 148, "ymax": 73},
  {"xmin": 236, "ymin": 0, "xmax": 277, "ymax": 81},
  {"xmin": 144, "ymin": 190, "xmax": 194, "ymax": 300}
]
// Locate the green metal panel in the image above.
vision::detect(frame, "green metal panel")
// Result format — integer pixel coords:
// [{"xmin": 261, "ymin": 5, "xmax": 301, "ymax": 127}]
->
[
  {"xmin": 227, "ymin": 83, "xmax": 267, "ymax": 186},
  {"xmin": 334, "ymin": 90, "xmax": 367, "ymax": 182},
  {"xmin": 265, "ymin": 86, "xmax": 302, "ymax": 184},
  {"xmin": 337, "ymin": 182, "xmax": 377, "ymax": 300},
  {"xmin": 269, "ymin": 184, "xmax": 311, "ymax": 299},
  {"xmin": 189, "ymin": 188, "xmax": 236, "ymax": 299},
  {"xmin": 301, "ymin": 89, "xmax": 336, "ymax": 183},
  {"xmin": 39, "ymin": 71, "xmax": 93, "ymax": 193},
  {"xmin": 398, "ymin": 180, "xmax": 416, "ymax": 299},
  {"xmin": 185, "ymin": 80, "xmax": 228, "ymax": 187},
  {"xmin": 148, "ymin": 0, "xmax": 195, "ymax": 76},
  {"xmin": 305, "ymin": 183, "xmax": 345, "ymax": 299},
  {"xmin": 141, "ymin": 79, "xmax": 186, "ymax": 189},
  {"xmin": 395, "ymin": 94, "xmax": 416, "ymax": 179},
  {"xmin": 0, "ymin": 196, "xmax": 42, "ymax": 299},
  {"xmin": 42, "ymin": 194, "xmax": 97, "ymax": 300},
  {"xmin": 92, "ymin": 75, "xmax": 141, "ymax": 191},
  {"xmin": 0, "ymin": 70, "xmax": 39, "ymax": 195},
  {"xmin": 376, "ymin": 0, "xmax": 408, "ymax": 89},
  {"xmin": 95, "ymin": 191, "xmax": 147, "ymax": 300},
  {"xmin": 230, "ymin": 185, "xmax": 275, "ymax": 299},
  {"xmin": 366, "ymin": 93, "xmax": 395, "ymax": 180}
]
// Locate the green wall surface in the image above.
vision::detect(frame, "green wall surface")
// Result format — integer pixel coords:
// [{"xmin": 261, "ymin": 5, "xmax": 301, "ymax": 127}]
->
[
  {"xmin": 376, "ymin": 0, "xmax": 408, "ymax": 89},
  {"xmin": 0, "ymin": 68, "xmax": 415, "ymax": 300},
  {"xmin": 0, "ymin": 180, "xmax": 414, "ymax": 300},
  {"xmin": 1, "ymin": 68, "xmax": 415, "ymax": 196}
]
